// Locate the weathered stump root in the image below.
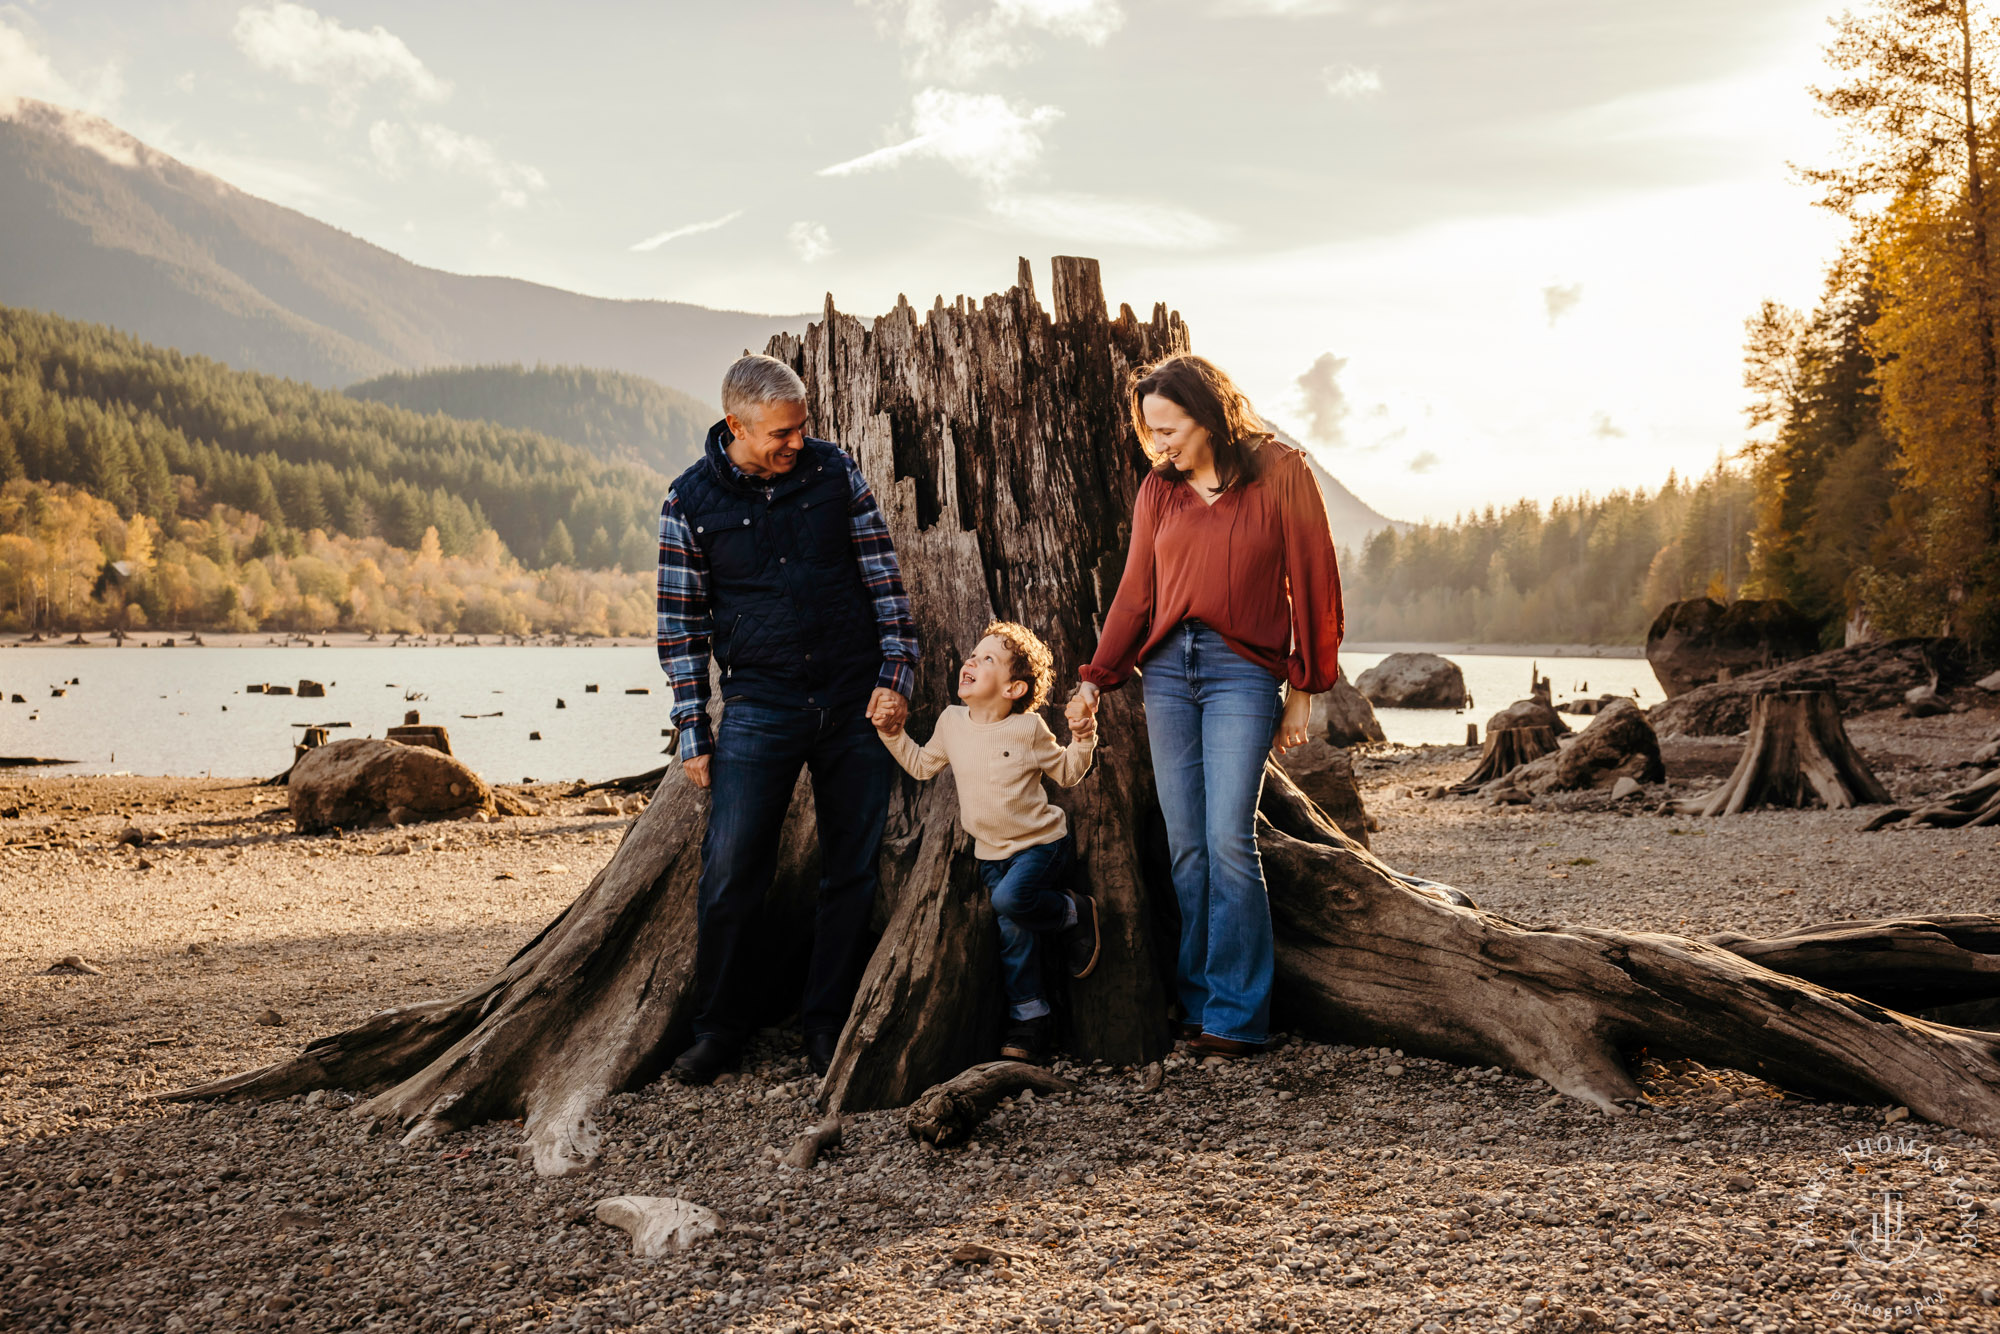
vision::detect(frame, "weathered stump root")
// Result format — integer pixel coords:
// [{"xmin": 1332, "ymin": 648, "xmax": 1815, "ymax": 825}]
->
[
  {"xmin": 1703, "ymin": 916, "xmax": 2000, "ymax": 1015},
  {"xmin": 1677, "ymin": 689, "xmax": 1888, "ymax": 816},
  {"xmin": 1449, "ymin": 725, "xmax": 1560, "ymax": 793},
  {"xmin": 783, "ymin": 1114, "xmax": 845, "ymax": 1170},
  {"xmin": 904, "ymin": 1062, "xmax": 1080, "ymax": 1147},
  {"xmin": 1864, "ymin": 768, "xmax": 2000, "ymax": 831},
  {"xmin": 1260, "ymin": 765, "xmax": 2000, "ymax": 1132}
]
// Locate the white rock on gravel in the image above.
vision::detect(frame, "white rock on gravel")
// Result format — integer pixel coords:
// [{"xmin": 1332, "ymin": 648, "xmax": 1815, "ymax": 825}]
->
[{"xmin": 594, "ymin": 1195, "xmax": 720, "ymax": 1257}]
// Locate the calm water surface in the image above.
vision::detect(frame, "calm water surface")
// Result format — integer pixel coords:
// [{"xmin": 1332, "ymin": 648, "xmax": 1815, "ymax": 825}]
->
[{"xmin": 0, "ymin": 646, "xmax": 1666, "ymax": 780}]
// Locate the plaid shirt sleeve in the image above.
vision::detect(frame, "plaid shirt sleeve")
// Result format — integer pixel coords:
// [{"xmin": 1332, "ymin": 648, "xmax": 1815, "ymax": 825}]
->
[
  {"xmin": 656, "ymin": 490, "xmax": 716, "ymax": 760},
  {"xmin": 845, "ymin": 456, "xmax": 919, "ymax": 697}
]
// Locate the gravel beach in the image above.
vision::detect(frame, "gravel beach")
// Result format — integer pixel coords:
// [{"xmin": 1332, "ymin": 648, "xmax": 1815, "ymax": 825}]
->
[{"xmin": 4, "ymin": 703, "xmax": 2000, "ymax": 1334}]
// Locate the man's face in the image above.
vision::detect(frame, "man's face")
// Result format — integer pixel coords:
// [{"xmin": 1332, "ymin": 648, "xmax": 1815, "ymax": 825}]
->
[{"xmin": 725, "ymin": 399, "xmax": 809, "ymax": 478}]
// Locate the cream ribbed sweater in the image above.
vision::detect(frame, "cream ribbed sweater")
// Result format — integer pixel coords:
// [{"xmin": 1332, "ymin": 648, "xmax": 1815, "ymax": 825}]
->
[{"xmin": 879, "ymin": 706, "xmax": 1095, "ymax": 859}]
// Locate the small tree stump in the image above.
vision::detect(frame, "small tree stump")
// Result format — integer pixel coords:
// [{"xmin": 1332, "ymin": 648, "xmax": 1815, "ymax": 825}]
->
[
  {"xmin": 1450, "ymin": 725, "xmax": 1560, "ymax": 793},
  {"xmin": 1678, "ymin": 689, "xmax": 1887, "ymax": 816}
]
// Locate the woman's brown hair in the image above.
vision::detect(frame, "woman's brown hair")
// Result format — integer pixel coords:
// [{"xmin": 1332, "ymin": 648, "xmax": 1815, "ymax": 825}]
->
[{"xmin": 1129, "ymin": 354, "xmax": 1272, "ymax": 492}]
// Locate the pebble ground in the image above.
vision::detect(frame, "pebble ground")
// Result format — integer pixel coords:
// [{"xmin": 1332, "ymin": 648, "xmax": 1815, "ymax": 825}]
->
[{"xmin": 4, "ymin": 703, "xmax": 2000, "ymax": 1334}]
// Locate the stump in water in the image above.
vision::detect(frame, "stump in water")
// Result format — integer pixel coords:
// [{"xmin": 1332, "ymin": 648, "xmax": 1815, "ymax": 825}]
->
[
  {"xmin": 170, "ymin": 260, "xmax": 2000, "ymax": 1167},
  {"xmin": 1678, "ymin": 689, "xmax": 1888, "ymax": 816},
  {"xmin": 1449, "ymin": 724, "xmax": 1560, "ymax": 793}
]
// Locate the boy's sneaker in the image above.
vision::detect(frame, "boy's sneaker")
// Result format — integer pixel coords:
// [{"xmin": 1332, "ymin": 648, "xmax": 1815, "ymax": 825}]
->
[
  {"xmin": 999, "ymin": 1016, "xmax": 1052, "ymax": 1065},
  {"xmin": 1062, "ymin": 891, "xmax": 1101, "ymax": 979}
]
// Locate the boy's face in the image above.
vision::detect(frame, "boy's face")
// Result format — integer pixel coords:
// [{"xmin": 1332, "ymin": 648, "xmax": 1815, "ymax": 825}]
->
[{"xmin": 959, "ymin": 635, "xmax": 1026, "ymax": 710}]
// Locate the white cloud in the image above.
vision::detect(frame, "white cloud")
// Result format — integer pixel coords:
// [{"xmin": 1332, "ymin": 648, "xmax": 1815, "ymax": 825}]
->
[
  {"xmin": 1408, "ymin": 450, "xmax": 1440, "ymax": 474},
  {"xmin": 866, "ymin": 0, "xmax": 1123, "ymax": 82},
  {"xmin": 0, "ymin": 18, "xmax": 122, "ymax": 118},
  {"xmin": 410, "ymin": 122, "xmax": 546, "ymax": 208},
  {"xmin": 175, "ymin": 71, "xmax": 196, "ymax": 94},
  {"xmin": 1215, "ymin": 1, "xmax": 1350, "ymax": 13},
  {"xmin": 629, "ymin": 211, "xmax": 744, "ymax": 252},
  {"xmin": 366, "ymin": 119, "xmax": 407, "ymax": 172},
  {"xmin": 1323, "ymin": 64, "xmax": 1381, "ymax": 100},
  {"xmin": 1296, "ymin": 352, "xmax": 1352, "ymax": 445},
  {"xmin": 788, "ymin": 221, "xmax": 835, "ymax": 262},
  {"xmin": 1543, "ymin": 281, "xmax": 1583, "ymax": 325},
  {"xmin": 1590, "ymin": 412, "xmax": 1625, "ymax": 439},
  {"xmin": 821, "ymin": 88, "xmax": 1061, "ymax": 189},
  {"xmin": 988, "ymin": 192, "xmax": 1231, "ymax": 249},
  {"xmin": 232, "ymin": 2, "xmax": 448, "ymax": 123}
]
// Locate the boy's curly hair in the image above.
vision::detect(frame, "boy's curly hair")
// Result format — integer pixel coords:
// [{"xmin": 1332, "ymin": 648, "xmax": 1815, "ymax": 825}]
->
[{"xmin": 982, "ymin": 620, "xmax": 1054, "ymax": 714}]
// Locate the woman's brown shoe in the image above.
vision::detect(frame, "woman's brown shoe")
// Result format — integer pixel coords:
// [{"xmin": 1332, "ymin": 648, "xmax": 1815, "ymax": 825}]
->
[
  {"xmin": 1172, "ymin": 1021, "xmax": 1201, "ymax": 1041},
  {"xmin": 1186, "ymin": 1032, "xmax": 1262, "ymax": 1058}
]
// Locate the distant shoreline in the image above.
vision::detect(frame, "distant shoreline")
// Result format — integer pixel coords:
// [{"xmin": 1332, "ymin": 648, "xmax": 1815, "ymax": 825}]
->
[
  {"xmin": 1344, "ymin": 641, "xmax": 1645, "ymax": 660},
  {"xmin": 3, "ymin": 632, "xmax": 655, "ymax": 650}
]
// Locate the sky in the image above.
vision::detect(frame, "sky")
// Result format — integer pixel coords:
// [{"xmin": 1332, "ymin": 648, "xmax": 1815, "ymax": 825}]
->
[{"xmin": 0, "ymin": 0, "xmax": 1854, "ymax": 524}]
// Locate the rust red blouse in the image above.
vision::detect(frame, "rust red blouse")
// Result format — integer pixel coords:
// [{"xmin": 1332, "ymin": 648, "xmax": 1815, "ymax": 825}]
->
[{"xmin": 1083, "ymin": 440, "xmax": 1345, "ymax": 693}]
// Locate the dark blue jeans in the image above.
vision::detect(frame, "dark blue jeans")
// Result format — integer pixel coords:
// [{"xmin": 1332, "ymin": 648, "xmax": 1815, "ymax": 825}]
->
[
  {"xmin": 1142, "ymin": 621, "xmax": 1286, "ymax": 1044},
  {"xmin": 974, "ymin": 832, "xmax": 1076, "ymax": 1021},
  {"xmin": 691, "ymin": 701, "xmax": 893, "ymax": 1044}
]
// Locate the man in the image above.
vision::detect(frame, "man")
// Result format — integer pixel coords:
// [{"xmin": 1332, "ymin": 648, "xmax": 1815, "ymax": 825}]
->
[{"xmin": 657, "ymin": 353, "xmax": 917, "ymax": 1084}]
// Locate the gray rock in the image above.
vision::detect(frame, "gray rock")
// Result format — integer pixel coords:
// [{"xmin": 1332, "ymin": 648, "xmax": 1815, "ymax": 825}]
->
[
  {"xmin": 1484, "ymin": 700, "xmax": 1663, "ymax": 797},
  {"xmin": 1645, "ymin": 597, "xmax": 1820, "ymax": 698},
  {"xmin": 1316, "ymin": 670, "xmax": 1387, "ymax": 746},
  {"xmin": 1354, "ymin": 653, "xmax": 1468, "ymax": 710},
  {"xmin": 1610, "ymin": 776, "xmax": 1642, "ymax": 801}
]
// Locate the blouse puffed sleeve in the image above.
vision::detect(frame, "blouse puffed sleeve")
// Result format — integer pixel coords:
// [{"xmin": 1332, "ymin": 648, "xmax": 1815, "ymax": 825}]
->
[
  {"xmin": 1278, "ymin": 450, "xmax": 1345, "ymax": 693},
  {"xmin": 1081, "ymin": 473, "xmax": 1163, "ymax": 691}
]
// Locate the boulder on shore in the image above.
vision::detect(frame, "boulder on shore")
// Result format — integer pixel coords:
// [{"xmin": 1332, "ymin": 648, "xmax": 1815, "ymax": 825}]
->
[
  {"xmin": 1645, "ymin": 597, "xmax": 1821, "ymax": 698},
  {"xmin": 1482, "ymin": 698, "xmax": 1663, "ymax": 799},
  {"xmin": 1354, "ymin": 652, "xmax": 1467, "ymax": 709},
  {"xmin": 1316, "ymin": 669, "xmax": 1386, "ymax": 747},
  {"xmin": 288, "ymin": 737, "xmax": 493, "ymax": 832},
  {"xmin": 1648, "ymin": 637, "xmax": 1966, "ymax": 737}
]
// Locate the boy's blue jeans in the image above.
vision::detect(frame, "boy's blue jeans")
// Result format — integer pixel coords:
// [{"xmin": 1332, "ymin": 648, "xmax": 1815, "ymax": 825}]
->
[
  {"xmin": 974, "ymin": 831, "xmax": 1076, "ymax": 1021},
  {"xmin": 691, "ymin": 700, "xmax": 892, "ymax": 1044},
  {"xmin": 1141, "ymin": 621, "xmax": 1286, "ymax": 1045}
]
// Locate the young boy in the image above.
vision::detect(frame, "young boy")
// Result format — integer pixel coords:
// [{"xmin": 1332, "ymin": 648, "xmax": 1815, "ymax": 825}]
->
[{"xmin": 869, "ymin": 620, "xmax": 1100, "ymax": 1065}]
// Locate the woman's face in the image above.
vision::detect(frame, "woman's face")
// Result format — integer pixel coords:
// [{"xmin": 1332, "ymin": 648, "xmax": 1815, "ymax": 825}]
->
[{"xmin": 1142, "ymin": 394, "xmax": 1213, "ymax": 476}]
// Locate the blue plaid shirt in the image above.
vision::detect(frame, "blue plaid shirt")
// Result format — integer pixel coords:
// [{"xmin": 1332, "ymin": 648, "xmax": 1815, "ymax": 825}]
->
[{"xmin": 657, "ymin": 448, "xmax": 918, "ymax": 760}]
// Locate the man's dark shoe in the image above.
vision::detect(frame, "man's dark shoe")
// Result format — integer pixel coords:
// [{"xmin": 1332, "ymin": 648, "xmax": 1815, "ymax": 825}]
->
[
  {"xmin": 668, "ymin": 1036, "xmax": 740, "ymax": 1086},
  {"xmin": 999, "ymin": 1016, "xmax": 1052, "ymax": 1065},
  {"xmin": 1062, "ymin": 891, "xmax": 1101, "ymax": 980},
  {"xmin": 805, "ymin": 1030, "xmax": 840, "ymax": 1078}
]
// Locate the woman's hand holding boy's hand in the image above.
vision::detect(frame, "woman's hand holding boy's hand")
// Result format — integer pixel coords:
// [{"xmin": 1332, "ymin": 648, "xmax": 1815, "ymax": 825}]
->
[
  {"xmin": 1070, "ymin": 711, "xmax": 1096, "ymax": 744},
  {"xmin": 1064, "ymin": 681, "xmax": 1099, "ymax": 734}
]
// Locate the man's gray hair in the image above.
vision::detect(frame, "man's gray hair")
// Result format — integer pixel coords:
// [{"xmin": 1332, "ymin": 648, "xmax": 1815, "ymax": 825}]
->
[{"xmin": 721, "ymin": 354, "xmax": 807, "ymax": 421}]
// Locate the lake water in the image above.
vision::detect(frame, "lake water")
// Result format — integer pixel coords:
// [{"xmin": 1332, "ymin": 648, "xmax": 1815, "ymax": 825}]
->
[{"xmin": 0, "ymin": 646, "xmax": 1667, "ymax": 780}]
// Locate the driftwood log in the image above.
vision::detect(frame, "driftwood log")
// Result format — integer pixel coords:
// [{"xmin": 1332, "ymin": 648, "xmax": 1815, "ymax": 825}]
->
[
  {"xmin": 1676, "ymin": 689, "xmax": 1888, "ymax": 816},
  {"xmin": 171, "ymin": 259, "xmax": 2000, "ymax": 1167},
  {"xmin": 904, "ymin": 1062, "xmax": 1080, "ymax": 1148},
  {"xmin": 1863, "ymin": 768, "xmax": 2000, "ymax": 831}
]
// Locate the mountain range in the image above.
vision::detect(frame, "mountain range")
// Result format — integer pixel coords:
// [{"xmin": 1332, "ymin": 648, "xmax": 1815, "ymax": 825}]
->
[
  {"xmin": 0, "ymin": 99, "xmax": 802, "ymax": 399},
  {"xmin": 0, "ymin": 97, "xmax": 1402, "ymax": 547}
]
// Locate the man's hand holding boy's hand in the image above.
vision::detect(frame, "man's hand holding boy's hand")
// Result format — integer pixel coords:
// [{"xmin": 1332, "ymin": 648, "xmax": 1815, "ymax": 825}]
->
[{"xmin": 867, "ymin": 688, "xmax": 908, "ymax": 735}]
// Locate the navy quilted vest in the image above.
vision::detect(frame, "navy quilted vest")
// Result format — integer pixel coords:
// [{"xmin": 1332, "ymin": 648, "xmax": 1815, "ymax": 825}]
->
[{"xmin": 671, "ymin": 425, "xmax": 883, "ymax": 710}]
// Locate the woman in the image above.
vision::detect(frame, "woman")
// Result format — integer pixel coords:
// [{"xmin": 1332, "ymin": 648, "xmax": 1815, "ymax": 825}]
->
[{"xmin": 1068, "ymin": 354, "xmax": 1343, "ymax": 1057}]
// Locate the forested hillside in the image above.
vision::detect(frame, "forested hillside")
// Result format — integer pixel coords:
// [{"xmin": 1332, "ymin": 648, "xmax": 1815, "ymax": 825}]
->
[
  {"xmin": 348, "ymin": 364, "xmax": 714, "ymax": 478},
  {"xmin": 0, "ymin": 306, "xmax": 665, "ymax": 571},
  {"xmin": 1341, "ymin": 464, "xmax": 1754, "ymax": 646},
  {"xmin": 0, "ymin": 306, "xmax": 661, "ymax": 635}
]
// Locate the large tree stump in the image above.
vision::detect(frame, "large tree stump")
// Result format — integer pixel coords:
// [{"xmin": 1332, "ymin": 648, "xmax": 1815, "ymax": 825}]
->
[
  {"xmin": 1677, "ymin": 688, "xmax": 1888, "ymax": 816},
  {"xmin": 172, "ymin": 261, "xmax": 2000, "ymax": 1164}
]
